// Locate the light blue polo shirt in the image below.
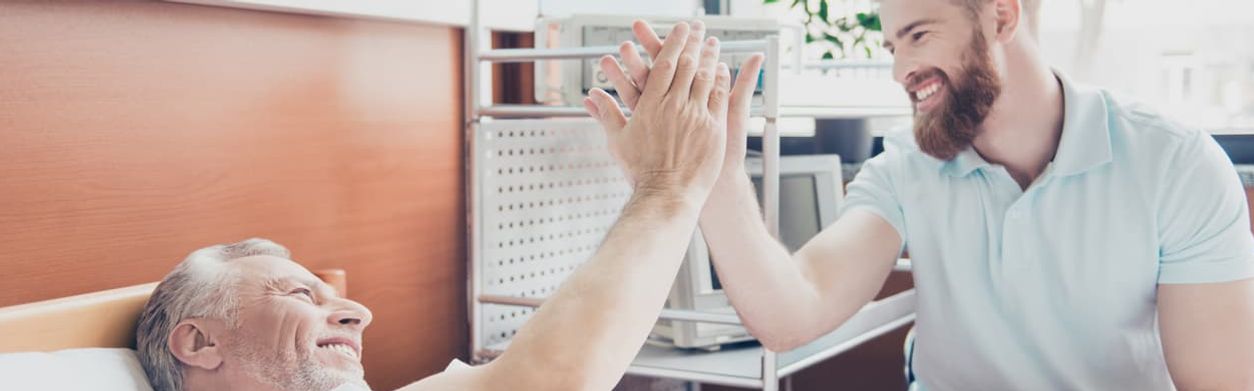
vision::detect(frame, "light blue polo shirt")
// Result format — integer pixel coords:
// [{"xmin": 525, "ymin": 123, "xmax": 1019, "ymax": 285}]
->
[{"xmin": 843, "ymin": 72, "xmax": 1254, "ymax": 390}]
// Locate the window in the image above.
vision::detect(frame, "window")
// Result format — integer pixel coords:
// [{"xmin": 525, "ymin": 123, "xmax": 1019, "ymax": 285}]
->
[{"xmin": 1039, "ymin": 0, "xmax": 1254, "ymax": 133}]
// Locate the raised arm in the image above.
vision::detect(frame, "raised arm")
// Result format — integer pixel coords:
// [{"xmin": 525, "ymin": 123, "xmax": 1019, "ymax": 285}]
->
[
  {"xmin": 602, "ymin": 20, "xmax": 905, "ymax": 351},
  {"xmin": 403, "ymin": 21, "xmax": 734, "ymax": 391},
  {"xmin": 695, "ymin": 165, "xmax": 903, "ymax": 350}
]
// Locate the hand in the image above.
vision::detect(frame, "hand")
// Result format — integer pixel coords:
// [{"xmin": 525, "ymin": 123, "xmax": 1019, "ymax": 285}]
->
[
  {"xmin": 583, "ymin": 21, "xmax": 732, "ymax": 202},
  {"xmin": 600, "ymin": 20, "xmax": 765, "ymax": 184}
]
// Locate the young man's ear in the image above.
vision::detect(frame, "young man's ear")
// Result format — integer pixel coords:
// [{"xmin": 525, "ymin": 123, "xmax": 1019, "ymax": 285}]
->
[
  {"xmin": 168, "ymin": 319, "xmax": 225, "ymax": 370},
  {"xmin": 993, "ymin": 0, "xmax": 1023, "ymax": 43}
]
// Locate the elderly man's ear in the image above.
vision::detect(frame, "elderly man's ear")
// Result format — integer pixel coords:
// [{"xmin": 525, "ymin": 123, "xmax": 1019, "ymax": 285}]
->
[{"xmin": 168, "ymin": 319, "xmax": 227, "ymax": 370}]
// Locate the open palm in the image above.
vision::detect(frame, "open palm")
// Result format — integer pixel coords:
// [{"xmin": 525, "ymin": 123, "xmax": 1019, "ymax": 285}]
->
[{"xmin": 596, "ymin": 20, "xmax": 765, "ymax": 178}]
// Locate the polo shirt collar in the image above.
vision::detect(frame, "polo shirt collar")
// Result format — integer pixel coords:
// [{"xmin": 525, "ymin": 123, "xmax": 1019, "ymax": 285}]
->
[
  {"xmin": 939, "ymin": 70, "xmax": 1112, "ymax": 178},
  {"xmin": 1050, "ymin": 70, "xmax": 1114, "ymax": 177},
  {"xmin": 940, "ymin": 144, "xmax": 991, "ymax": 177}
]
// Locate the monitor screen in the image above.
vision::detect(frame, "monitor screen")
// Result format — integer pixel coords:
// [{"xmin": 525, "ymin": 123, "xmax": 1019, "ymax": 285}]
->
[
  {"xmin": 707, "ymin": 173, "xmax": 824, "ymax": 291},
  {"xmin": 752, "ymin": 174, "xmax": 823, "ymax": 251}
]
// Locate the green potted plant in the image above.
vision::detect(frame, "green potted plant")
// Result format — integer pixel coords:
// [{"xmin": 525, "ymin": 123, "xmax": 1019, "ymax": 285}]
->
[
  {"xmin": 766, "ymin": 0, "xmax": 889, "ymax": 163},
  {"xmin": 767, "ymin": 0, "xmax": 883, "ymax": 60}
]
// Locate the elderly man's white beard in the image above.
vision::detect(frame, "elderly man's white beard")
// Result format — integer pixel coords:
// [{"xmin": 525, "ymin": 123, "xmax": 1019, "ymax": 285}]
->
[{"xmin": 227, "ymin": 327, "xmax": 365, "ymax": 391}]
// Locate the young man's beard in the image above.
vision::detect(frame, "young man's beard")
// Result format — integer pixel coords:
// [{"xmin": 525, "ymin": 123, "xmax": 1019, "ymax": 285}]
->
[{"xmin": 912, "ymin": 29, "xmax": 1003, "ymax": 161}]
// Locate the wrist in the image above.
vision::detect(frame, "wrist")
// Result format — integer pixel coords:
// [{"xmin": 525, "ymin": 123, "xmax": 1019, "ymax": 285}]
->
[
  {"xmin": 701, "ymin": 169, "xmax": 753, "ymax": 218},
  {"xmin": 712, "ymin": 166, "xmax": 750, "ymax": 193},
  {"xmin": 629, "ymin": 179, "xmax": 705, "ymax": 217}
]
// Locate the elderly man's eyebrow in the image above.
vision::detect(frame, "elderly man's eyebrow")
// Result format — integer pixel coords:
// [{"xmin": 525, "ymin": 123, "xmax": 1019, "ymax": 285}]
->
[{"xmin": 266, "ymin": 276, "xmax": 338, "ymax": 297}]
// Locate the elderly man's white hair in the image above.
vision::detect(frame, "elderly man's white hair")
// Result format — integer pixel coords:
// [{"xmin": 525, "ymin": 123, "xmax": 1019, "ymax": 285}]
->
[{"xmin": 136, "ymin": 238, "xmax": 291, "ymax": 391}]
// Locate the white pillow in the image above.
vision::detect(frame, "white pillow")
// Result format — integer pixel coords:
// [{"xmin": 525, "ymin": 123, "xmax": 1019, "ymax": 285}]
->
[{"xmin": 0, "ymin": 348, "xmax": 154, "ymax": 390}]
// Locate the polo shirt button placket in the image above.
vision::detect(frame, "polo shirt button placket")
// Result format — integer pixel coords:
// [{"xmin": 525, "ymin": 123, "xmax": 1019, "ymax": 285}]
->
[{"xmin": 1007, "ymin": 208, "xmax": 1023, "ymax": 220}]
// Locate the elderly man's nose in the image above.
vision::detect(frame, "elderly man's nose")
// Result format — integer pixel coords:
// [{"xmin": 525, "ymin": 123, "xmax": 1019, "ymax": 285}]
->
[{"xmin": 329, "ymin": 300, "xmax": 373, "ymax": 328}]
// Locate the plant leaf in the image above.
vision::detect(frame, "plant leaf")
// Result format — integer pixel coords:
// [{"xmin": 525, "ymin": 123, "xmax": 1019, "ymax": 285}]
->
[
  {"xmin": 818, "ymin": 0, "xmax": 829, "ymax": 22},
  {"xmin": 834, "ymin": 16, "xmax": 851, "ymax": 31},
  {"xmin": 823, "ymin": 32, "xmax": 844, "ymax": 50},
  {"xmin": 822, "ymin": 51, "xmax": 835, "ymax": 60},
  {"xmin": 858, "ymin": 12, "xmax": 882, "ymax": 32}
]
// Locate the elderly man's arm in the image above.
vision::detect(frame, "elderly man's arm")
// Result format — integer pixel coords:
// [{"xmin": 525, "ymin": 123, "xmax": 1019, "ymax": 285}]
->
[
  {"xmin": 1159, "ymin": 279, "xmax": 1254, "ymax": 390},
  {"xmin": 400, "ymin": 20, "xmax": 731, "ymax": 391},
  {"xmin": 399, "ymin": 193, "xmax": 705, "ymax": 391}
]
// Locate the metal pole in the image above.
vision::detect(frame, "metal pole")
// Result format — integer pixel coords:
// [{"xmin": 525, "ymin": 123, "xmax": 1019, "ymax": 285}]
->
[
  {"xmin": 479, "ymin": 102, "xmax": 794, "ymax": 119},
  {"xmin": 479, "ymin": 294, "xmax": 745, "ymax": 325},
  {"xmin": 760, "ymin": 34, "xmax": 783, "ymax": 391},
  {"xmin": 479, "ymin": 40, "xmax": 768, "ymax": 63},
  {"xmin": 464, "ymin": 0, "xmax": 482, "ymax": 361},
  {"xmin": 762, "ymin": 35, "xmax": 781, "ymax": 238}
]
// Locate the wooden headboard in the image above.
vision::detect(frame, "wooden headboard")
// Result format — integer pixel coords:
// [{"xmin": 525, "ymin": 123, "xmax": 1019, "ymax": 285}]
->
[
  {"xmin": 0, "ymin": 269, "xmax": 347, "ymax": 353},
  {"xmin": 0, "ymin": 1, "xmax": 465, "ymax": 389}
]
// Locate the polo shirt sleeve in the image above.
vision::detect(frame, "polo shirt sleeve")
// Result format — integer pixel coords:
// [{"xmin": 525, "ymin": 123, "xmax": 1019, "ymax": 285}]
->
[
  {"xmin": 842, "ymin": 142, "xmax": 908, "ymax": 252},
  {"xmin": 1157, "ymin": 131, "xmax": 1254, "ymax": 284}
]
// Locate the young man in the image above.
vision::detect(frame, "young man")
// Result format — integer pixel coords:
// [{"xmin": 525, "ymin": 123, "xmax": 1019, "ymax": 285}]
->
[
  {"xmin": 591, "ymin": 1, "xmax": 1254, "ymax": 389},
  {"xmin": 137, "ymin": 21, "xmax": 755, "ymax": 391}
]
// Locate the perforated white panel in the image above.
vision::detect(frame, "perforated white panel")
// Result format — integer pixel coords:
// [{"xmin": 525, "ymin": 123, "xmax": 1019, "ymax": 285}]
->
[{"xmin": 473, "ymin": 118, "xmax": 633, "ymax": 348}]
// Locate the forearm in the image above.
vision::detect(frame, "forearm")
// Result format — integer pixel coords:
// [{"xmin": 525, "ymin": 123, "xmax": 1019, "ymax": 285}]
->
[
  {"xmin": 700, "ymin": 171, "xmax": 901, "ymax": 350},
  {"xmin": 698, "ymin": 173, "xmax": 834, "ymax": 349},
  {"xmin": 488, "ymin": 190, "xmax": 702, "ymax": 390}
]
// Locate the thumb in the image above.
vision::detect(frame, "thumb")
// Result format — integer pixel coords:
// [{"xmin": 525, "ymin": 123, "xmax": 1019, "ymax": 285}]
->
[
  {"xmin": 726, "ymin": 54, "xmax": 764, "ymax": 138},
  {"xmin": 728, "ymin": 55, "xmax": 763, "ymax": 117}
]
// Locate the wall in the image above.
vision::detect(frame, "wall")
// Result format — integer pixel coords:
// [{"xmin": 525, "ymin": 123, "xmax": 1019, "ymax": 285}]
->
[
  {"xmin": 0, "ymin": 1, "xmax": 464, "ymax": 389},
  {"xmin": 170, "ymin": 0, "xmax": 538, "ymax": 31},
  {"xmin": 540, "ymin": 0, "xmax": 698, "ymax": 17}
]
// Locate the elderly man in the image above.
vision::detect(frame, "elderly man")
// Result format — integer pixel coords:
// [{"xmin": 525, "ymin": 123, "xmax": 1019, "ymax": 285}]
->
[
  {"xmin": 590, "ymin": 1, "xmax": 1254, "ymax": 390},
  {"xmin": 135, "ymin": 21, "xmax": 759, "ymax": 391}
]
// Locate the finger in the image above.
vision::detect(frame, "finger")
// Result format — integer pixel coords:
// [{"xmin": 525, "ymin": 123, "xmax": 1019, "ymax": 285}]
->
[
  {"xmin": 588, "ymin": 88, "xmax": 628, "ymax": 131},
  {"xmin": 728, "ymin": 54, "xmax": 765, "ymax": 122},
  {"xmin": 584, "ymin": 97, "xmax": 617, "ymax": 134},
  {"xmin": 640, "ymin": 22, "xmax": 690, "ymax": 100},
  {"xmin": 667, "ymin": 20, "xmax": 706, "ymax": 102},
  {"xmin": 600, "ymin": 55, "xmax": 640, "ymax": 109},
  {"xmin": 708, "ymin": 63, "xmax": 732, "ymax": 121},
  {"xmin": 632, "ymin": 19, "xmax": 663, "ymax": 58},
  {"xmin": 582, "ymin": 97, "xmax": 600, "ymax": 118},
  {"xmin": 619, "ymin": 41, "xmax": 650, "ymax": 95},
  {"xmin": 690, "ymin": 36, "xmax": 721, "ymax": 106}
]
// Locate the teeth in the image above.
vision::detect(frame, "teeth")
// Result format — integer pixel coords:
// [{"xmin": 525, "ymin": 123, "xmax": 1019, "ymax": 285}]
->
[
  {"xmin": 320, "ymin": 343, "xmax": 358, "ymax": 359},
  {"xmin": 916, "ymin": 83, "xmax": 941, "ymax": 101}
]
